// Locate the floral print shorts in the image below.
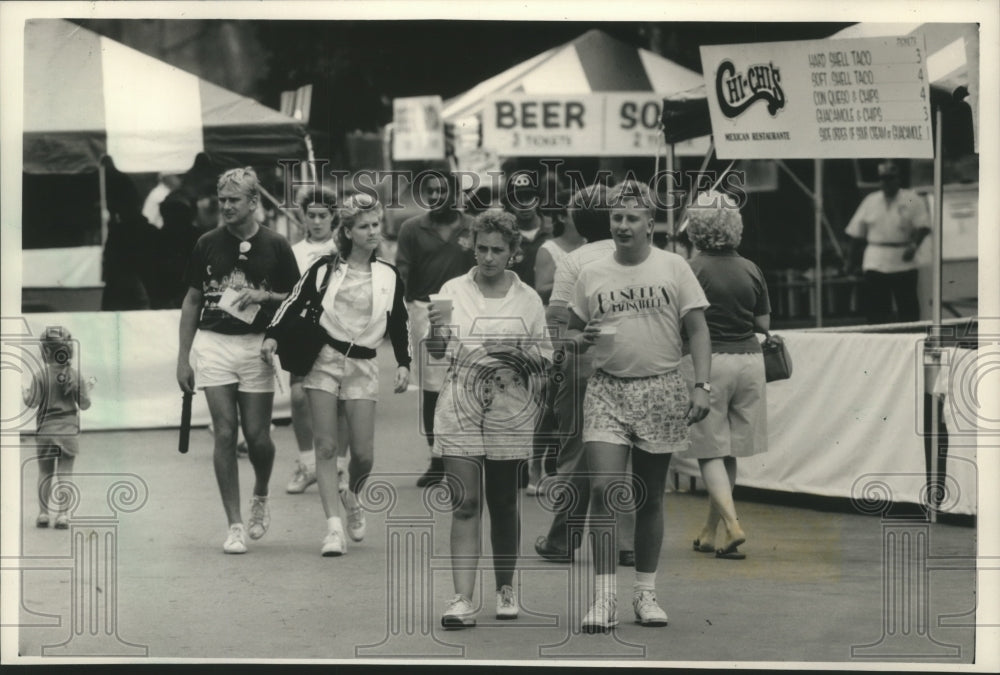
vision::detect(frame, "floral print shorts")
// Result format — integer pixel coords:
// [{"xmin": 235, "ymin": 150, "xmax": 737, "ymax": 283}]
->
[{"xmin": 582, "ymin": 369, "xmax": 690, "ymax": 454}]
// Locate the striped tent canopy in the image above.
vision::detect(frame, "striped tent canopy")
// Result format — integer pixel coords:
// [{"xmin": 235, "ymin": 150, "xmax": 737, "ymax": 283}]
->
[
  {"xmin": 23, "ymin": 19, "xmax": 308, "ymax": 174},
  {"xmin": 442, "ymin": 29, "xmax": 708, "ymax": 158},
  {"xmin": 443, "ymin": 29, "xmax": 704, "ymax": 121}
]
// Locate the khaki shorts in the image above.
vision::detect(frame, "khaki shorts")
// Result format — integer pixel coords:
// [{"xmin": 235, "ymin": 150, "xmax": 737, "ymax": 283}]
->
[
  {"xmin": 191, "ymin": 330, "xmax": 274, "ymax": 393},
  {"xmin": 678, "ymin": 352, "xmax": 767, "ymax": 459},
  {"xmin": 582, "ymin": 369, "xmax": 690, "ymax": 454},
  {"xmin": 302, "ymin": 344, "xmax": 379, "ymax": 401},
  {"xmin": 433, "ymin": 365, "xmax": 543, "ymax": 460},
  {"xmin": 35, "ymin": 431, "xmax": 80, "ymax": 459}
]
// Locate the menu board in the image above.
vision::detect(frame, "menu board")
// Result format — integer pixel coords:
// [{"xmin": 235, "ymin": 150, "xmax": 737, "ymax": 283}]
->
[
  {"xmin": 392, "ymin": 96, "xmax": 445, "ymax": 161},
  {"xmin": 701, "ymin": 35, "xmax": 933, "ymax": 159}
]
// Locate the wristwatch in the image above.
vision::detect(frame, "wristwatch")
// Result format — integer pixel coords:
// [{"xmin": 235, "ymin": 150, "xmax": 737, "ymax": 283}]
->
[{"xmin": 694, "ymin": 382, "xmax": 712, "ymax": 393}]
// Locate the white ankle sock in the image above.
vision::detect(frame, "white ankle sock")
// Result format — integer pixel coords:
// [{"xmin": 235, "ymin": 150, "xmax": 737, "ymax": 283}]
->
[
  {"xmin": 634, "ymin": 571, "xmax": 656, "ymax": 593},
  {"xmin": 327, "ymin": 516, "xmax": 343, "ymax": 534},
  {"xmin": 595, "ymin": 573, "xmax": 616, "ymax": 598},
  {"xmin": 300, "ymin": 449, "xmax": 316, "ymax": 470}
]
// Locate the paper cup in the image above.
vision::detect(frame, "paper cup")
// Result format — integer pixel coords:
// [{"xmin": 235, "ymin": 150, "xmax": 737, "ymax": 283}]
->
[
  {"xmin": 596, "ymin": 325, "xmax": 617, "ymax": 350},
  {"xmin": 428, "ymin": 294, "xmax": 453, "ymax": 321}
]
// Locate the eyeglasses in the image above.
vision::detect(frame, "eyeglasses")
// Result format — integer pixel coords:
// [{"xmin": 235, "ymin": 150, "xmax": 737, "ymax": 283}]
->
[{"xmin": 238, "ymin": 240, "xmax": 251, "ymax": 260}]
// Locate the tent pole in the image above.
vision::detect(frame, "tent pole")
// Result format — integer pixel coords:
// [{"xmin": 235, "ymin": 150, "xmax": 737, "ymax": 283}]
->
[
  {"xmin": 304, "ymin": 134, "xmax": 317, "ymax": 183},
  {"xmin": 666, "ymin": 142, "xmax": 675, "ymax": 253},
  {"xmin": 774, "ymin": 159, "xmax": 845, "ymax": 262},
  {"xmin": 814, "ymin": 158, "xmax": 823, "ymax": 328},
  {"xmin": 928, "ymin": 106, "xmax": 944, "ymax": 523},
  {"xmin": 98, "ymin": 160, "xmax": 109, "ymax": 245},
  {"xmin": 932, "ymin": 108, "xmax": 944, "ymax": 334}
]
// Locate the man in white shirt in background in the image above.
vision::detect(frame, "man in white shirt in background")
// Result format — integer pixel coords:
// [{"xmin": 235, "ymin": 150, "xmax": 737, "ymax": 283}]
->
[
  {"xmin": 845, "ymin": 160, "xmax": 931, "ymax": 324},
  {"xmin": 142, "ymin": 173, "xmax": 183, "ymax": 229}
]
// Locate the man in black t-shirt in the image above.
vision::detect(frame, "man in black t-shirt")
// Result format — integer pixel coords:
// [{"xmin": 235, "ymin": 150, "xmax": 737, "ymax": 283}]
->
[
  {"xmin": 176, "ymin": 167, "xmax": 300, "ymax": 555},
  {"xmin": 395, "ymin": 171, "xmax": 475, "ymax": 487},
  {"xmin": 502, "ymin": 171, "xmax": 550, "ymax": 290}
]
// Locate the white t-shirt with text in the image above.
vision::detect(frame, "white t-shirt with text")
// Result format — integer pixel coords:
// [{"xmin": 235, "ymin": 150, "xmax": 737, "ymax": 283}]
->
[{"xmin": 570, "ymin": 247, "xmax": 708, "ymax": 378}]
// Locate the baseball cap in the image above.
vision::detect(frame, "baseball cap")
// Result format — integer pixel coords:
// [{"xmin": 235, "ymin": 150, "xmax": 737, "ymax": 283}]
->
[
  {"xmin": 506, "ymin": 172, "xmax": 539, "ymax": 196},
  {"xmin": 877, "ymin": 161, "xmax": 900, "ymax": 178}
]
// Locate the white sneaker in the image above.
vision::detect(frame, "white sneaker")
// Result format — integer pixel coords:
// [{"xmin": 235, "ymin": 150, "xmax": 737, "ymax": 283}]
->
[
  {"xmin": 582, "ymin": 594, "xmax": 618, "ymax": 633},
  {"xmin": 286, "ymin": 462, "xmax": 317, "ymax": 494},
  {"xmin": 223, "ymin": 524, "xmax": 247, "ymax": 554},
  {"xmin": 632, "ymin": 590, "xmax": 669, "ymax": 627},
  {"xmin": 496, "ymin": 585, "xmax": 519, "ymax": 620},
  {"xmin": 321, "ymin": 529, "xmax": 346, "ymax": 557},
  {"xmin": 340, "ymin": 489, "xmax": 366, "ymax": 542},
  {"xmin": 441, "ymin": 594, "xmax": 477, "ymax": 629},
  {"xmin": 247, "ymin": 496, "xmax": 270, "ymax": 540}
]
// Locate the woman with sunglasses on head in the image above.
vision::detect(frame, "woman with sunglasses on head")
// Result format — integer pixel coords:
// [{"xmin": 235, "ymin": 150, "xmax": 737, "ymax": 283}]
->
[
  {"xmin": 426, "ymin": 208, "xmax": 553, "ymax": 628},
  {"xmin": 263, "ymin": 192, "xmax": 412, "ymax": 556}
]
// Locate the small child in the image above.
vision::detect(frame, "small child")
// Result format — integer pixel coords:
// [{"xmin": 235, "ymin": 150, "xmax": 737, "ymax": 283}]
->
[{"xmin": 22, "ymin": 326, "xmax": 92, "ymax": 529}]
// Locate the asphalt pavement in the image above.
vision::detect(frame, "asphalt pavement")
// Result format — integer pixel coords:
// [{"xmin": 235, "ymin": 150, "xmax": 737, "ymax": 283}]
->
[{"xmin": 12, "ymin": 349, "xmax": 977, "ymax": 664}]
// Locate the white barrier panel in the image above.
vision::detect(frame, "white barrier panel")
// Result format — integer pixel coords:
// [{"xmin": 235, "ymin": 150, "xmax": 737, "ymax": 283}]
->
[
  {"xmin": 674, "ymin": 331, "xmax": 976, "ymax": 515},
  {"xmin": 22, "ymin": 246, "xmax": 103, "ymax": 288},
  {"xmin": 20, "ymin": 311, "xmax": 291, "ymax": 431},
  {"xmin": 15, "ymin": 314, "xmax": 974, "ymax": 514}
]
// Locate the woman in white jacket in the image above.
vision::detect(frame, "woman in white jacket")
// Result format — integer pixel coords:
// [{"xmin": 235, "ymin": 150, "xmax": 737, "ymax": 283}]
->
[{"xmin": 263, "ymin": 192, "xmax": 411, "ymax": 556}]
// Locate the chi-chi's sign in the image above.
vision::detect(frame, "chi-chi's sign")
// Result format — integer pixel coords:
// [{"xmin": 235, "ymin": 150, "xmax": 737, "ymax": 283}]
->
[
  {"xmin": 482, "ymin": 93, "xmax": 709, "ymax": 157},
  {"xmin": 701, "ymin": 35, "xmax": 933, "ymax": 159}
]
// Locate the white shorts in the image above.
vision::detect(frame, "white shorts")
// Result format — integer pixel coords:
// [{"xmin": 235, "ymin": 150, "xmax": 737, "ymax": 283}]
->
[
  {"xmin": 191, "ymin": 330, "xmax": 274, "ymax": 393},
  {"xmin": 302, "ymin": 345, "xmax": 379, "ymax": 401},
  {"xmin": 433, "ymin": 365, "xmax": 543, "ymax": 460},
  {"xmin": 408, "ymin": 300, "xmax": 448, "ymax": 393}
]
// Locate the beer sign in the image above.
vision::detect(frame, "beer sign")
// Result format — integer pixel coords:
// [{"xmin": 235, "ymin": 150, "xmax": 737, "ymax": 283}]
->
[
  {"xmin": 483, "ymin": 95, "xmax": 602, "ymax": 156},
  {"xmin": 482, "ymin": 93, "xmax": 709, "ymax": 156}
]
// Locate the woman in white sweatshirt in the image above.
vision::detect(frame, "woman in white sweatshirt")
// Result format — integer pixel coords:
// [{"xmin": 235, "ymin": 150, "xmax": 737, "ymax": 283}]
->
[{"xmin": 263, "ymin": 192, "xmax": 411, "ymax": 556}]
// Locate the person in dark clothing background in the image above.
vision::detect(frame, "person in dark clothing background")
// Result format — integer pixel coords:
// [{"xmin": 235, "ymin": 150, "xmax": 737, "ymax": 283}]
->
[
  {"xmin": 100, "ymin": 160, "xmax": 157, "ymax": 311},
  {"xmin": 149, "ymin": 188, "xmax": 202, "ymax": 309},
  {"xmin": 501, "ymin": 172, "xmax": 550, "ymax": 290}
]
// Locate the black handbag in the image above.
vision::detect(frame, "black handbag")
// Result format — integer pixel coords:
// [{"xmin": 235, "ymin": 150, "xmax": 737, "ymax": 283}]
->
[
  {"xmin": 274, "ymin": 260, "xmax": 335, "ymax": 376},
  {"xmin": 761, "ymin": 333, "xmax": 793, "ymax": 382}
]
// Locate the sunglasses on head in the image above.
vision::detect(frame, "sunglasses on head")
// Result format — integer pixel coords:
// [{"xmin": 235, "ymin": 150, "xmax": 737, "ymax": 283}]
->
[{"xmin": 344, "ymin": 192, "xmax": 376, "ymax": 210}]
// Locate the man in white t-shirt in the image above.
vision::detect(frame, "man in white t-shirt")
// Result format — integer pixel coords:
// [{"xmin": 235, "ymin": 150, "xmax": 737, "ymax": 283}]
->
[
  {"xmin": 533, "ymin": 185, "xmax": 636, "ymax": 567},
  {"xmin": 568, "ymin": 180, "xmax": 711, "ymax": 632},
  {"xmin": 845, "ymin": 160, "xmax": 930, "ymax": 324}
]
